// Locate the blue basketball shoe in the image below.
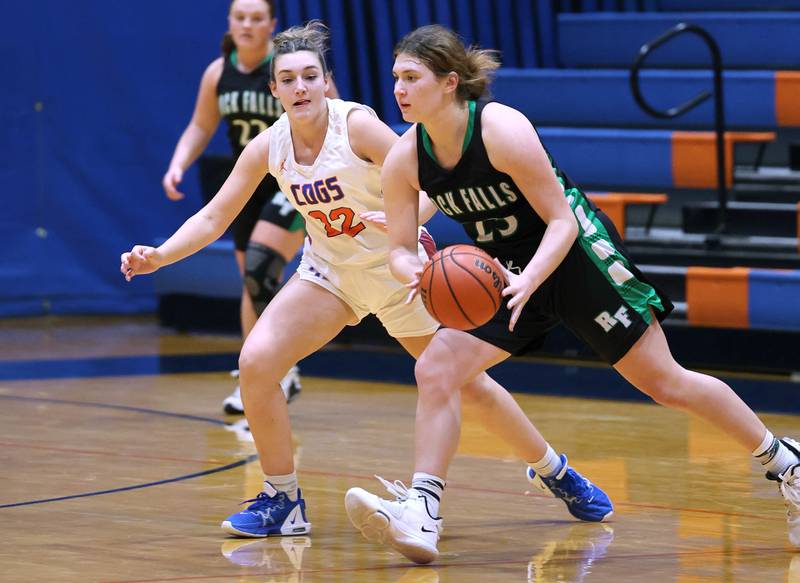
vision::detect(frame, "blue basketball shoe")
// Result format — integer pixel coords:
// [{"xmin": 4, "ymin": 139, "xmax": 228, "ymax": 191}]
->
[
  {"xmin": 527, "ymin": 455, "xmax": 613, "ymax": 522},
  {"xmin": 221, "ymin": 483, "xmax": 311, "ymax": 538}
]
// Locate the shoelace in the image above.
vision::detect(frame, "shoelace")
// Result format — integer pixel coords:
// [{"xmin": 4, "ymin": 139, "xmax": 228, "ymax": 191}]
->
[
  {"xmin": 781, "ymin": 468, "xmax": 800, "ymax": 518},
  {"xmin": 241, "ymin": 492, "xmax": 271, "ymax": 506},
  {"xmin": 374, "ymin": 475, "xmax": 443, "ymax": 534},
  {"xmin": 375, "ymin": 474, "xmax": 411, "ymax": 501},
  {"xmin": 241, "ymin": 491, "xmax": 286, "ymax": 509},
  {"xmin": 239, "ymin": 492, "xmax": 286, "ymax": 526},
  {"xmin": 546, "ymin": 471, "xmax": 593, "ymax": 504}
]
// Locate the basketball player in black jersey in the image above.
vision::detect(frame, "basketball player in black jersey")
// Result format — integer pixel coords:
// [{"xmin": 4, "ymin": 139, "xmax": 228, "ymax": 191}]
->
[
  {"xmin": 162, "ymin": 0, "xmax": 337, "ymax": 413},
  {"xmin": 347, "ymin": 24, "xmax": 800, "ymax": 559}
]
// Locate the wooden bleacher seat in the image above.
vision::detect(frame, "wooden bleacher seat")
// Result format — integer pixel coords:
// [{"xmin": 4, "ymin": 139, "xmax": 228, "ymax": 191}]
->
[{"xmin": 587, "ymin": 192, "xmax": 668, "ymax": 235}]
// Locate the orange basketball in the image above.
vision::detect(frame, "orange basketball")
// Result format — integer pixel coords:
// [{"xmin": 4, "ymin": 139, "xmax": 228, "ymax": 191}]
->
[{"xmin": 419, "ymin": 244, "xmax": 506, "ymax": 330}]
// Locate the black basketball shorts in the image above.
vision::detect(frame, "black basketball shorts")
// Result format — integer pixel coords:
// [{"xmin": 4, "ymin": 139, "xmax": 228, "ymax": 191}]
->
[
  {"xmin": 467, "ymin": 210, "xmax": 673, "ymax": 364},
  {"xmin": 231, "ymin": 177, "xmax": 305, "ymax": 251}
]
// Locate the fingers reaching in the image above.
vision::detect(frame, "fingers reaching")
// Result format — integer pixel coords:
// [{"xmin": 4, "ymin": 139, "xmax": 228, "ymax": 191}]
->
[
  {"xmin": 492, "ymin": 257, "xmax": 512, "ymax": 287},
  {"xmin": 120, "ymin": 245, "xmax": 160, "ymax": 281},
  {"xmin": 359, "ymin": 211, "xmax": 388, "ymax": 231},
  {"xmin": 163, "ymin": 168, "xmax": 185, "ymax": 200},
  {"xmin": 120, "ymin": 252, "xmax": 133, "ymax": 281},
  {"xmin": 404, "ymin": 275, "xmax": 421, "ymax": 304},
  {"xmin": 491, "ymin": 257, "xmax": 533, "ymax": 332}
]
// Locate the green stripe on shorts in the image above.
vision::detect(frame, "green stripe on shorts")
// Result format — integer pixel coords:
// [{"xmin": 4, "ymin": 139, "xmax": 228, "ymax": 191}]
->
[
  {"xmin": 289, "ymin": 212, "xmax": 306, "ymax": 233},
  {"xmin": 566, "ymin": 188, "xmax": 664, "ymax": 324}
]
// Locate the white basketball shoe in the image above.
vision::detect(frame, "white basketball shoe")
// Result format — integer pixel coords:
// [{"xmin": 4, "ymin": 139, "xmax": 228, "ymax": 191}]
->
[
  {"xmin": 222, "ymin": 366, "xmax": 302, "ymax": 414},
  {"xmin": 345, "ymin": 476, "xmax": 442, "ymax": 565},
  {"xmin": 776, "ymin": 437, "xmax": 800, "ymax": 548},
  {"xmin": 222, "ymin": 370, "xmax": 245, "ymax": 414}
]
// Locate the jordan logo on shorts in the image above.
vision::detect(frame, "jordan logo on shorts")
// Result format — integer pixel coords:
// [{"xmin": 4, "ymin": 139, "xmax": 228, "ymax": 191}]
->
[{"xmin": 594, "ymin": 306, "xmax": 632, "ymax": 332}]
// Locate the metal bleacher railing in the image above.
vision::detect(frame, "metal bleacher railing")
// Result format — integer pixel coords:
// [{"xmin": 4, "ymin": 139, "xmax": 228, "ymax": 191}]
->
[{"xmin": 630, "ymin": 22, "xmax": 728, "ymax": 234}]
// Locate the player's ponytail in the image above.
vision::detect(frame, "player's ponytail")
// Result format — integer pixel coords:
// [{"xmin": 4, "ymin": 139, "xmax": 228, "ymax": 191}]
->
[
  {"xmin": 221, "ymin": 32, "xmax": 236, "ymax": 57},
  {"xmin": 461, "ymin": 47, "xmax": 500, "ymax": 101}
]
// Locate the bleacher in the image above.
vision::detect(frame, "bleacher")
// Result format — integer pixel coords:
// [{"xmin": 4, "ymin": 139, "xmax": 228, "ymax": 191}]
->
[
  {"xmin": 507, "ymin": 2, "xmax": 800, "ymax": 329},
  {"xmin": 154, "ymin": 0, "xmax": 800, "ymax": 373}
]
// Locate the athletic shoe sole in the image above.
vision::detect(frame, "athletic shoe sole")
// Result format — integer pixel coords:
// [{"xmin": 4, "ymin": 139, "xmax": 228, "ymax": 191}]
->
[
  {"xmin": 344, "ymin": 487, "xmax": 438, "ymax": 564},
  {"xmin": 220, "ymin": 520, "xmax": 311, "ymax": 538}
]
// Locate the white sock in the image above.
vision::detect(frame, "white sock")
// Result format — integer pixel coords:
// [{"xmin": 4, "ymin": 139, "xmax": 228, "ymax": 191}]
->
[
  {"xmin": 410, "ymin": 472, "xmax": 445, "ymax": 518},
  {"xmin": 528, "ymin": 444, "xmax": 564, "ymax": 478},
  {"xmin": 265, "ymin": 472, "xmax": 298, "ymax": 501},
  {"xmin": 753, "ymin": 430, "xmax": 799, "ymax": 477}
]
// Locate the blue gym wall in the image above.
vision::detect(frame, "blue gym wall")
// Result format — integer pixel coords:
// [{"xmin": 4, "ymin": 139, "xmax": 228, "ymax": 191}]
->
[
  {"xmin": 1, "ymin": 0, "xmax": 560, "ymax": 317},
  {"xmin": 1, "ymin": 2, "xmax": 232, "ymax": 316}
]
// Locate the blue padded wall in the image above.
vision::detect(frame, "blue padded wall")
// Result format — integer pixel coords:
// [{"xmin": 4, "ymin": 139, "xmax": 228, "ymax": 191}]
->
[
  {"xmin": 1, "ymin": 1, "xmax": 230, "ymax": 316},
  {"xmin": 493, "ymin": 69, "xmax": 780, "ymax": 129},
  {"xmin": 1, "ymin": 0, "xmax": 561, "ymax": 316},
  {"xmin": 559, "ymin": 12, "xmax": 800, "ymax": 69}
]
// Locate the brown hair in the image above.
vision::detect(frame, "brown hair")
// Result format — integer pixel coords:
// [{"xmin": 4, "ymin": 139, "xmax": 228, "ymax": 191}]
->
[
  {"xmin": 270, "ymin": 20, "xmax": 330, "ymax": 78},
  {"xmin": 394, "ymin": 25, "xmax": 499, "ymax": 101},
  {"xmin": 221, "ymin": 0, "xmax": 276, "ymax": 57}
]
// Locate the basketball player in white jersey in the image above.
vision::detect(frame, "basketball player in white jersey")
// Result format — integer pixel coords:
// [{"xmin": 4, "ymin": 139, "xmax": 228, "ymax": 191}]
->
[{"xmin": 120, "ymin": 22, "xmax": 610, "ymax": 561}]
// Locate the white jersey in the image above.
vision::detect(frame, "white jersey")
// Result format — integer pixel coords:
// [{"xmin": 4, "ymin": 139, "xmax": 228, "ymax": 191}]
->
[{"xmin": 268, "ymin": 98, "xmax": 388, "ymax": 269}]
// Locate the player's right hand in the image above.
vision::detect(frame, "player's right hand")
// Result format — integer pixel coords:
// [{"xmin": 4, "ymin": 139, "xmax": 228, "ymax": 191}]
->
[
  {"xmin": 492, "ymin": 258, "xmax": 534, "ymax": 333},
  {"xmin": 403, "ymin": 260, "xmax": 429, "ymax": 305},
  {"xmin": 121, "ymin": 245, "xmax": 163, "ymax": 281},
  {"xmin": 162, "ymin": 166, "xmax": 185, "ymax": 200}
]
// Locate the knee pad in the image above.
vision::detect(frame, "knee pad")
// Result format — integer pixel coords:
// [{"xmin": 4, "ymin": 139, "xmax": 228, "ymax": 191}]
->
[{"xmin": 244, "ymin": 242, "xmax": 287, "ymax": 315}]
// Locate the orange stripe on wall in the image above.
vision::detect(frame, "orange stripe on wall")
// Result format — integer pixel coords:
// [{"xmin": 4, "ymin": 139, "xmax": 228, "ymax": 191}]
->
[
  {"xmin": 672, "ymin": 132, "xmax": 775, "ymax": 189},
  {"xmin": 587, "ymin": 193, "xmax": 667, "ymax": 235},
  {"xmin": 686, "ymin": 267, "xmax": 749, "ymax": 328},
  {"xmin": 776, "ymin": 71, "xmax": 800, "ymax": 127}
]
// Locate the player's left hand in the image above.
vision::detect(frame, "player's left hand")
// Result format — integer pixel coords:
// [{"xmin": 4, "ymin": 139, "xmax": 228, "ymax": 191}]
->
[
  {"xmin": 359, "ymin": 211, "xmax": 387, "ymax": 231},
  {"xmin": 492, "ymin": 258, "xmax": 535, "ymax": 332}
]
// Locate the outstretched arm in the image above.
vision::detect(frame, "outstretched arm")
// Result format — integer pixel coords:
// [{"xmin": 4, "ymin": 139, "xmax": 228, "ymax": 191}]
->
[{"xmin": 122, "ymin": 130, "xmax": 272, "ymax": 280}]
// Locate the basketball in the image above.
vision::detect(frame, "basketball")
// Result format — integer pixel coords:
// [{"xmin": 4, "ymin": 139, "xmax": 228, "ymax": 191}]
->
[{"xmin": 419, "ymin": 244, "xmax": 506, "ymax": 330}]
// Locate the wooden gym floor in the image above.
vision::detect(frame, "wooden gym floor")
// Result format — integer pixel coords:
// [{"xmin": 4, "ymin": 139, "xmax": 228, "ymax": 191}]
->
[{"xmin": 0, "ymin": 316, "xmax": 798, "ymax": 582}]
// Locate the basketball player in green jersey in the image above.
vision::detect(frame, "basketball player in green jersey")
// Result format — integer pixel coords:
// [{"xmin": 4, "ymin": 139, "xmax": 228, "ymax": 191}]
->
[{"xmin": 346, "ymin": 23, "xmax": 800, "ymax": 559}]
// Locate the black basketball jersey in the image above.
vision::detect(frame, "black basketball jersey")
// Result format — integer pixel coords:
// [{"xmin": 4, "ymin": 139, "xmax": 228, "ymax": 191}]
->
[
  {"xmin": 417, "ymin": 99, "xmax": 594, "ymax": 270},
  {"xmin": 217, "ymin": 52, "xmax": 284, "ymax": 157}
]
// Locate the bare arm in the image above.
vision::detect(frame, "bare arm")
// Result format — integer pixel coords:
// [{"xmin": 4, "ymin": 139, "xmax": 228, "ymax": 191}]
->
[
  {"xmin": 359, "ymin": 190, "xmax": 438, "ymax": 231},
  {"xmin": 347, "ymin": 107, "xmax": 399, "ymax": 166},
  {"xmin": 418, "ymin": 192, "xmax": 438, "ymax": 224},
  {"xmin": 483, "ymin": 103, "xmax": 579, "ymax": 329},
  {"xmin": 348, "ymin": 112, "xmax": 437, "ymax": 229},
  {"xmin": 122, "ymin": 130, "xmax": 271, "ymax": 280},
  {"xmin": 382, "ymin": 129, "xmax": 427, "ymax": 284},
  {"xmin": 163, "ymin": 59, "xmax": 224, "ymax": 200}
]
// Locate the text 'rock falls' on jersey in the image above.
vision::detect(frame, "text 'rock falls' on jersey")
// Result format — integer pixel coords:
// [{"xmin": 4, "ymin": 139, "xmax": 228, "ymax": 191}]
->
[{"xmin": 218, "ymin": 53, "xmax": 284, "ymax": 156}]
